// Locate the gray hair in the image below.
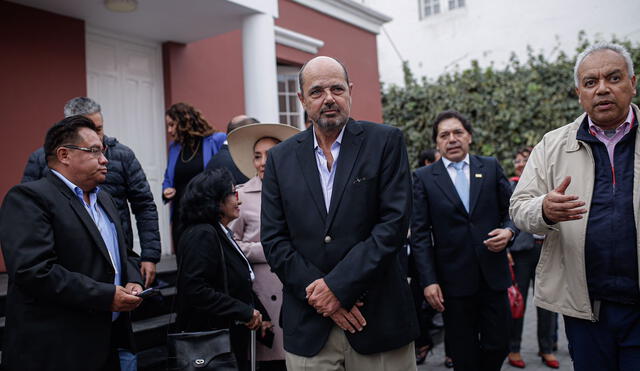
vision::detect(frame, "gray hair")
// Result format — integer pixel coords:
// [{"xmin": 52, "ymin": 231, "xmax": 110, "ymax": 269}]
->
[
  {"xmin": 574, "ymin": 42, "xmax": 635, "ymax": 87},
  {"xmin": 63, "ymin": 97, "xmax": 101, "ymax": 117}
]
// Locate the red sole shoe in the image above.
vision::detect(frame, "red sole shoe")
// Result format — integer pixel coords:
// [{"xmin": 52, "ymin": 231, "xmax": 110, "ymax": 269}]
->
[
  {"xmin": 541, "ymin": 358, "xmax": 559, "ymax": 369},
  {"xmin": 539, "ymin": 353, "xmax": 560, "ymax": 369},
  {"xmin": 508, "ymin": 358, "xmax": 526, "ymax": 368}
]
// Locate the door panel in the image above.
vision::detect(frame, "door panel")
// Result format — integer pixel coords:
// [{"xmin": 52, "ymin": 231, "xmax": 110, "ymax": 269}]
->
[{"xmin": 86, "ymin": 29, "xmax": 171, "ymax": 256}]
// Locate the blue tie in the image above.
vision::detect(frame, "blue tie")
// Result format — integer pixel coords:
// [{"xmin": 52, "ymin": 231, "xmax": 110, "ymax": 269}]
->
[{"xmin": 451, "ymin": 161, "xmax": 469, "ymax": 212}]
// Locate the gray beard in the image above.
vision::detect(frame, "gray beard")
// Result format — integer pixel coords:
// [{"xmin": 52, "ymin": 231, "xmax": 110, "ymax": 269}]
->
[{"xmin": 316, "ymin": 116, "xmax": 347, "ymax": 131}]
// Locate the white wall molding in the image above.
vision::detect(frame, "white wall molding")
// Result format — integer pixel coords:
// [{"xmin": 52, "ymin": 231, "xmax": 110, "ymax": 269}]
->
[
  {"xmin": 292, "ymin": 0, "xmax": 391, "ymax": 34},
  {"xmin": 274, "ymin": 26, "xmax": 324, "ymax": 54}
]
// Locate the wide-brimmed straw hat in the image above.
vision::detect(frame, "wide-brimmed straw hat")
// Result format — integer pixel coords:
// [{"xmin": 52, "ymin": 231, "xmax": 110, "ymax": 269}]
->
[{"xmin": 227, "ymin": 123, "xmax": 300, "ymax": 179}]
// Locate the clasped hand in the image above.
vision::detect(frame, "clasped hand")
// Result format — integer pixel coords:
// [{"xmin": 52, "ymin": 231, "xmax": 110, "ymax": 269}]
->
[
  {"xmin": 306, "ymin": 278, "xmax": 341, "ymax": 316},
  {"xmin": 306, "ymin": 278, "xmax": 367, "ymax": 333}
]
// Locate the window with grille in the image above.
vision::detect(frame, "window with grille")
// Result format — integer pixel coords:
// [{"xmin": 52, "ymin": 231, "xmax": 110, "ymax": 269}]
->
[
  {"xmin": 420, "ymin": 0, "xmax": 441, "ymax": 18},
  {"xmin": 277, "ymin": 66, "xmax": 305, "ymax": 129},
  {"xmin": 448, "ymin": 0, "xmax": 465, "ymax": 10}
]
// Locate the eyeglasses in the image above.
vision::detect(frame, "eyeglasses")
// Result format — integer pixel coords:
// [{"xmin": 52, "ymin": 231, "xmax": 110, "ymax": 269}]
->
[{"xmin": 61, "ymin": 144, "xmax": 107, "ymax": 158}]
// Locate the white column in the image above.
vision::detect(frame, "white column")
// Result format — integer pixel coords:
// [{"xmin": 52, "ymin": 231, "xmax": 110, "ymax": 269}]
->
[{"xmin": 242, "ymin": 13, "xmax": 279, "ymax": 123}]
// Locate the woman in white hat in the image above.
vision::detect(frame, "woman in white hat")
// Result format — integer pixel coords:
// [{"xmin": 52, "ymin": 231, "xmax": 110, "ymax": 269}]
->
[{"xmin": 227, "ymin": 123, "xmax": 300, "ymax": 371}]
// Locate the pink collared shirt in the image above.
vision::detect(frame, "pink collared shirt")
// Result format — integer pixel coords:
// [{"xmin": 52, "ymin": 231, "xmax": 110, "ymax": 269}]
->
[{"xmin": 588, "ymin": 107, "xmax": 635, "ymax": 174}]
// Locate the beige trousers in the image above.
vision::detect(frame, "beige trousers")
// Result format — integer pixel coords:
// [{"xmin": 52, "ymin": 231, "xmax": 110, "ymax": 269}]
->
[{"xmin": 285, "ymin": 326, "xmax": 416, "ymax": 371}]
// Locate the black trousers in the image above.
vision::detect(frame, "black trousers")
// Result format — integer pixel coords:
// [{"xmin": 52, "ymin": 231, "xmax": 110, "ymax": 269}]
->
[
  {"xmin": 258, "ymin": 360, "xmax": 287, "ymax": 371},
  {"xmin": 231, "ymin": 324, "xmax": 253, "ymax": 371},
  {"xmin": 443, "ymin": 286, "xmax": 510, "ymax": 371},
  {"xmin": 409, "ymin": 275, "xmax": 434, "ymax": 349},
  {"xmin": 509, "ymin": 245, "xmax": 557, "ymax": 353},
  {"xmin": 102, "ymin": 315, "xmax": 131, "ymax": 371}
]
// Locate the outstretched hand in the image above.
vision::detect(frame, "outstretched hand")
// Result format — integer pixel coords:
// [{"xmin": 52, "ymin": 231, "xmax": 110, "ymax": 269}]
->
[{"xmin": 542, "ymin": 176, "xmax": 587, "ymax": 224}]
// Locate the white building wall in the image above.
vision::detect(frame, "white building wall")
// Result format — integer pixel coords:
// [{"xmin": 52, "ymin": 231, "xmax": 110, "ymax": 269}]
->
[{"xmin": 358, "ymin": 0, "xmax": 640, "ymax": 86}]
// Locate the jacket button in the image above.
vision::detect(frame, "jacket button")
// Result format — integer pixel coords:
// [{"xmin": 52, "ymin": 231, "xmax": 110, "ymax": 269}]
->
[
  {"xmin": 324, "ymin": 236, "xmax": 332, "ymax": 243},
  {"xmin": 271, "ymin": 295, "xmax": 277, "ymax": 301}
]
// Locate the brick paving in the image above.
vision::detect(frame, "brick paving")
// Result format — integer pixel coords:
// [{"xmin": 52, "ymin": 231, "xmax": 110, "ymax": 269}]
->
[{"xmin": 418, "ymin": 288, "xmax": 572, "ymax": 370}]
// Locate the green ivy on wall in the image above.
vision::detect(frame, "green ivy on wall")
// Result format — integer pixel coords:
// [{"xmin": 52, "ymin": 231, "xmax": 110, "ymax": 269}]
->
[{"xmin": 382, "ymin": 33, "xmax": 640, "ymax": 174}]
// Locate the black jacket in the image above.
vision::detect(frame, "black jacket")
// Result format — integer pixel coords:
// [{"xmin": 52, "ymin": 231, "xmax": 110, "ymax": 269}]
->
[
  {"xmin": 21, "ymin": 136, "xmax": 161, "ymax": 262},
  {"xmin": 176, "ymin": 223, "xmax": 269, "ymax": 331},
  {"xmin": 205, "ymin": 144, "xmax": 249, "ymax": 185},
  {"xmin": 411, "ymin": 156, "xmax": 515, "ymax": 296},
  {"xmin": 261, "ymin": 120, "xmax": 418, "ymax": 357},
  {"xmin": 0, "ymin": 172, "xmax": 143, "ymax": 371},
  {"xmin": 175, "ymin": 223, "xmax": 269, "ymax": 371}
]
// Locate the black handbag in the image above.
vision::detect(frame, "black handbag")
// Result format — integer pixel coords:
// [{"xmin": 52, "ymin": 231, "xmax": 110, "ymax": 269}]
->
[
  {"xmin": 167, "ymin": 328, "xmax": 237, "ymax": 370},
  {"xmin": 167, "ymin": 227, "xmax": 239, "ymax": 370}
]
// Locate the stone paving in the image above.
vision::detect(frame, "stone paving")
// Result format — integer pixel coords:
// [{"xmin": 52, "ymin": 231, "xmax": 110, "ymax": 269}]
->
[{"xmin": 418, "ymin": 288, "xmax": 572, "ymax": 371}]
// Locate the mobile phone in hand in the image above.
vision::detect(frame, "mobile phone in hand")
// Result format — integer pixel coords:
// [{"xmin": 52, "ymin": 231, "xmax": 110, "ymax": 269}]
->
[
  {"xmin": 135, "ymin": 288, "xmax": 160, "ymax": 299},
  {"xmin": 257, "ymin": 327, "xmax": 275, "ymax": 348}
]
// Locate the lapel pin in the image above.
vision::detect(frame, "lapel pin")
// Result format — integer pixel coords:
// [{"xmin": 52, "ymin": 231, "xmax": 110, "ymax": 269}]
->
[{"xmin": 475, "ymin": 173, "xmax": 482, "ymax": 178}]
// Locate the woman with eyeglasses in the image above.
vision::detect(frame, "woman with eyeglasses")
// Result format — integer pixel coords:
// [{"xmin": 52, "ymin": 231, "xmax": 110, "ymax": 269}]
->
[
  {"xmin": 162, "ymin": 102, "xmax": 226, "ymax": 251},
  {"xmin": 175, "ymin": 169, "xmax": 269, "ymax": 371}
]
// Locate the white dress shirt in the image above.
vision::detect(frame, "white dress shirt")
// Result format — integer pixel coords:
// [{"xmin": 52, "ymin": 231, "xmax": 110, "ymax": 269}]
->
[
  {"xmin": 313, "ymin": 126, "xmax": 346, "ymax": 212},
  {"xmin": 441, "ymin": 154, "xmax": 470, "ymax": 184}
]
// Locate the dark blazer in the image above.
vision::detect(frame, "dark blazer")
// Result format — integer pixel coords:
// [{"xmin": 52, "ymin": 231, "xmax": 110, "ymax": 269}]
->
[
  {"xmin": 20, "ymin": 136, "xmax": 161, "ymax": 263},
  {"xmin": 0, "ymin": 171, "xmax": 143, "ymax": 371},
  {"xmin": 205, "ymin": 144, "xmax": 249, "ymax": 185},
  {"xmin": 261, "ymin": 119, "xmax": 418, "ymax": 357},
  {"xmin": 175, "ymin": 223, "xmax": 269, "ymax": 370},
  {"xmin": 411, "ymin": 156, "xmax": 514, "ymax": 297},
  {"xmin": 508, "ymin": 180, "xmax": 536, "ymax": 252}
]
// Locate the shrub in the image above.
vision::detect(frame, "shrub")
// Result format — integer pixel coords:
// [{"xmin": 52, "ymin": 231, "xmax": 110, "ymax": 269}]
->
[{"xmin": 382, "ymin": 33, "xmax": 640, "ymax": 173}]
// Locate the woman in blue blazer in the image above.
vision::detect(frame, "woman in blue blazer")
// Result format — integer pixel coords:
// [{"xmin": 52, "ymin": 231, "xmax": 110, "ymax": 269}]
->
[{"xmin": 162, "ymin": 102, "xmax": 226, "ymax": 250}]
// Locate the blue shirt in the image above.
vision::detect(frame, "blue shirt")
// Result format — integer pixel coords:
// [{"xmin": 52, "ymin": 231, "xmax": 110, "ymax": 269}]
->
[
  {"xmin": 441, "ymin": 154, "xmax": 470, "ymax": 185},
  {"xmin": 313, "ymin": 126, "xmax": 346, "ymax": 212},
  {"xmin": 51, "ymin": 170, "xmax": 122, "ymax": 320}
]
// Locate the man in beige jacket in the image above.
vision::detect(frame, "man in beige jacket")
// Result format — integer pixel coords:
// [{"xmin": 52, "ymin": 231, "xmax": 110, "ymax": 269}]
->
[{"xmin": 510, "ymin": 42, "xmax": 639, "ymax": 371}]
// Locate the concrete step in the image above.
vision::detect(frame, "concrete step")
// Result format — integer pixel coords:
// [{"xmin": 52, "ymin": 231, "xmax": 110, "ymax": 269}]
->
[{"xmin": 133, "ymin": 312, "xmax": 175, "ymax": 351}]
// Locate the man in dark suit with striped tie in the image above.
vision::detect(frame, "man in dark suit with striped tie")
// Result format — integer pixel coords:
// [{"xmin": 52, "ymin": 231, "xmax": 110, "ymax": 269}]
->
[{"xmin": 411, "ymin": 110, "xmax": 516, "ymax": 371}]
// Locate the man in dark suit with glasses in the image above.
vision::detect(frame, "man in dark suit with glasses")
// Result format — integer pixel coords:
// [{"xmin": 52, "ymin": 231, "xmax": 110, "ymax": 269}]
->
[{"xmin": 0, "ymin": 115, "xmax": 144, "ymax": 371}]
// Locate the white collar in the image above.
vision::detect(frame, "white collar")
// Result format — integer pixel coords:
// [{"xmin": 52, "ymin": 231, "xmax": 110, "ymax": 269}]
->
[
  {"xmin": 441, "ymin": 153, "xmax": 470, "ymax": 168},
  {"xmin": 313, "ymin": 125, "xmax": 346, "ymax": 150}
]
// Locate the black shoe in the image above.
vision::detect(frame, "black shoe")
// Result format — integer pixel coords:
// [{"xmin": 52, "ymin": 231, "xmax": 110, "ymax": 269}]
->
[
  {"xmin": 415, "ymin": 345, "xmax": 431, "ymax": 365},
  {"xmin": 444, "ymin": 357, "xmax": 454, "ymax": 368}
]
